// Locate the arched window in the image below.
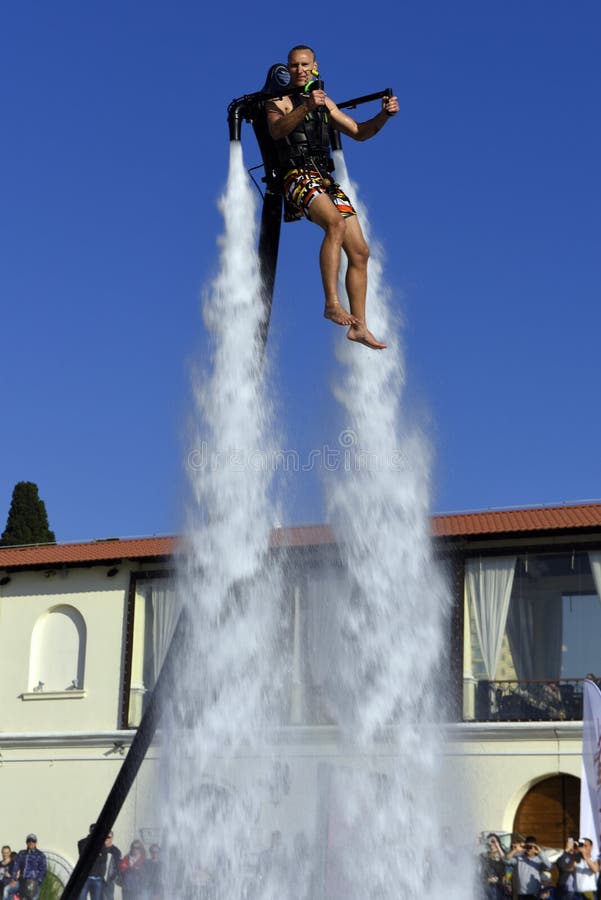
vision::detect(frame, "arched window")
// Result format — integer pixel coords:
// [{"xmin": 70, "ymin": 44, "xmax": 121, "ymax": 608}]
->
[{"xmin": 29, "ymin": 605, "xmax": 86, "ymax": 692}]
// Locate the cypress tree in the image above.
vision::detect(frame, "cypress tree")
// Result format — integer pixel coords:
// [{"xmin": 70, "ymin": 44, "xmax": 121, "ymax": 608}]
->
[{"xmin": 0, "ymin": 481, "xmax": 56, "ymax": 546}]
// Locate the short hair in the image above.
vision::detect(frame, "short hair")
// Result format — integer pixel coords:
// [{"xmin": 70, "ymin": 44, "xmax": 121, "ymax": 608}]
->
[{"xmin": 288, "ymin": 44, "xmax": 315, "ymax": 61}]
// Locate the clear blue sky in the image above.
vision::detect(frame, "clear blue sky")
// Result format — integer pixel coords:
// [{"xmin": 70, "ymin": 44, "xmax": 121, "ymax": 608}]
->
[{"xmin": 1, "ymin": 1, "xmax": 600, "ymax": 542}]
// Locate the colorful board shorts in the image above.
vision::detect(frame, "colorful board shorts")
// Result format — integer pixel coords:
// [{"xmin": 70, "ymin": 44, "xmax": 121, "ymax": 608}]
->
[{"xmin": 282, "ymin": 167, "xmax": 356, "ymax": 221}]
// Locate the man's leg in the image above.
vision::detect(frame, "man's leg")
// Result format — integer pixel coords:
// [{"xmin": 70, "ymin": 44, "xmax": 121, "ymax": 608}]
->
[
  {"xmin": 341, "ymin": 215, "xmax": 386, "ymax": 350},
  {"xmin": 89, "ymin": 876, "xmax": 104, "ymax": 900},
  {"xmin": 305, "ymin": 194, "xmax": 357, "ymax": 326}
]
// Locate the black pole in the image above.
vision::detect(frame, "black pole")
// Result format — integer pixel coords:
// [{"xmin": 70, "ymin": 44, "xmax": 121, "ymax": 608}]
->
[
  {"xmin": 337, "ymin": 87, "xmax": 392, "ymax": 111},
  {"xmin": 257, "ymin": 188, "xmax": 283, "ymax": 351},
  {"xmin": 60, "ymin": 607, "xmax": 189, "ymax": 900}
]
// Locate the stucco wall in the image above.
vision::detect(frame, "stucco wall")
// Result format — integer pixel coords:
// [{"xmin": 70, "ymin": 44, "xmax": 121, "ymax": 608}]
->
[
  {"xmin": 0, "ymin": 567, "xmax": 129, "ymax": 732},
  {"xmin": 0, "ymin": 559, "xmax": 588, "ymax": 879},
  {"xmin": 0, "ymin": 739, "xmax": 159, "ymax": 872},
  {"xmin": 444, "ymin": 722, "xmax": 582, "ymax": 835}
]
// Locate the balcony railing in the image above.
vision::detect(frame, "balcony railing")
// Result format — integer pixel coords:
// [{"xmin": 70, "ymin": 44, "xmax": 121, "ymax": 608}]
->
[{"xmin": 474, "ymin": 678, "xmax": 584, "ymax": 722}]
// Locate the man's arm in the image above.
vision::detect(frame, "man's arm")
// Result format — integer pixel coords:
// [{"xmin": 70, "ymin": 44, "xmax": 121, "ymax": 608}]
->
[
  {"xmin": 265, "ymin": 96, "xmax": 311, "ymax": 141},
  {"xmin": 533, "ymin": 846, "xmax": 551, "ymax": 869},
  {"xmin": 505, "ymin": 843, "xmax": 523, "ymax": 860},
  {"xmin": 11, "ymin": 852, "xmax": 23, "ymax": 882},
  {"xmin": 556, "ymin": 852, "xmax": 576, "ymax": 874},
  {"xmin": 266, "ymin": 91, "xmax": 399, "ymax": 143},
  {"xmin": 327, "ymin": 95, "xmax": 399, "ymax": 142}
]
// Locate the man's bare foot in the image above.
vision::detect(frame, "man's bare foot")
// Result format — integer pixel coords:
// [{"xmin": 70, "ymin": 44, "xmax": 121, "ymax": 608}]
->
[
  {"xmin": 346, "ymin": 323, "xmax": 387, "ymax": 350},
  {"xmin": 324, "ymin": 301, "xmax": 358, "ymax": 327}
]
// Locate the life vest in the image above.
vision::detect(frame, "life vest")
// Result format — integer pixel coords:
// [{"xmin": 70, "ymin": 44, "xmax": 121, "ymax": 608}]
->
[{"xmin": 275, "ymin": 95, "xmax": 333, "ymax": 175}]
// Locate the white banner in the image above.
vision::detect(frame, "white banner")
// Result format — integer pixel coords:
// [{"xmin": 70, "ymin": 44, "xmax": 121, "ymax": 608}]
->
[{"xmin": 580, "ymin": 679, "xmax": 601, "ymax": 855}]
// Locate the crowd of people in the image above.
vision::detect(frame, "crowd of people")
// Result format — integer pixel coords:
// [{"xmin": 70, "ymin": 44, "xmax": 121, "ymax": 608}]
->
[
  {"xmin": 5, "ymin": 824, "xmax": 599, "ymax": 900},
  {"xmin": 480, "ymin": 832, "xmax": 601, "ymax": 899},
  {"xmin": 0, "ymin": 830, "xmax": 162, "ymax": 900},
  {"xmin": 76, "ymin": 826, "xmax": 162, "ymax": 900},
  {"xmin": 0, "ymin": 835, "xmax": 47, "ymax": 900}
]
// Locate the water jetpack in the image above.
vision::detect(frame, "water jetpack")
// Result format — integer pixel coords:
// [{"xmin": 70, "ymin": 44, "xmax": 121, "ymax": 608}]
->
[
  {"xmin": 227, "ymin": 65, "xmax": 393, "ymax": 348},
  {"xmin": 227, "ymin": 65, "xmax": 392, "ymax": 347},
  {"xmin": 55, "ymin": 74, "xmax": 382, "ymax": 894}
]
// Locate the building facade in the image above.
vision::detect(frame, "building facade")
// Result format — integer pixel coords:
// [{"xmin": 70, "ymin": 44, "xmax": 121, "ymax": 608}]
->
[{"xmin": 1, "ymin": 502, "xmax": 600, "ymax": 883}]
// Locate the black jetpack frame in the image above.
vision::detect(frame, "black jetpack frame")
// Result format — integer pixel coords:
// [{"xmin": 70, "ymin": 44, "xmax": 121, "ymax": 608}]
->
[{"xmin": 227, "ymin": 64, "xmax": 392, "ymax": 348}]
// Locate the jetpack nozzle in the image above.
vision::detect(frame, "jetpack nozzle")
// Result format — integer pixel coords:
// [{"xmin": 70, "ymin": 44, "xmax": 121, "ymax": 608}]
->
[{"xmin": 227, "ymin": 97, "xmax": 246, "ymax": 141}]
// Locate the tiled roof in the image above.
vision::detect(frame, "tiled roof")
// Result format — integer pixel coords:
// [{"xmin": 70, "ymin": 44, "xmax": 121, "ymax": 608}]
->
[
  {"xmin": 432, "ymin": 502, "xmax": 601, "ymax": 537},
  {"xmin": 0, "ymin": 536, "xmax": 179, "ymax": 569},
  {"xmin": 270, "ymin": 524, "xmax": 336, "ymax": 547},
  {"xmin": 0, "ymin": 502, "xmax": 600, "ymax": 569}
]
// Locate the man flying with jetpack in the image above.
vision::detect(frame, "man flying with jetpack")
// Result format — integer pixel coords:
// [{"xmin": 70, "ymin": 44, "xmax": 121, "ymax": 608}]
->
[{"xmin": 265, "ymin": 44, "xmax": 399, "ymax": 350}]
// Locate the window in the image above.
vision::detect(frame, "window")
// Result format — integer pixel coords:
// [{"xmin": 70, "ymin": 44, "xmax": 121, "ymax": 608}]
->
[
  {"xmin": 464, "ymin": 550, "xmax": 601, "ymax": 720},
  {"xmin": 29, "ymin": 605, "xmax": 86, "ymax": 692},
  {"xmin": 127, "ymin": 578, "xmax": 180, "ymax": 726}
]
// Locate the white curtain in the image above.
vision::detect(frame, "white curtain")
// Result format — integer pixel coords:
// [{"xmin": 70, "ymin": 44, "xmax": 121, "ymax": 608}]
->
[
  {"xmin": 589, "ymin": 552, "xmax": 601, "ymax": 605},
  {"xmin": 147, "ymin": 581, "xmax": 181, "ymax": 683},
  {"xmin": 304, "ymin": 565, "xmax": 346, "ymax": 722},
  {"xmin": 465, "ymin": 556, "xmax": 517, "ymax": 680}
]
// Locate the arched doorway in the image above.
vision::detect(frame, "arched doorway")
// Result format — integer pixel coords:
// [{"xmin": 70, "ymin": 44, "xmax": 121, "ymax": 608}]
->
[{"xmin": 514, "ymin": 775, "xmax": 580, "ymax": 848}]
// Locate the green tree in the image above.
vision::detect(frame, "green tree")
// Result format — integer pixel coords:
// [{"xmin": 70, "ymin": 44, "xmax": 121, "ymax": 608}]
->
[
  {"xmin": 1, "ymin": 481, "xmax": 56, "ymax": 546},
  {"xmin": 39, "ymin": 872, "xmax": 63, "ymax": 900}
]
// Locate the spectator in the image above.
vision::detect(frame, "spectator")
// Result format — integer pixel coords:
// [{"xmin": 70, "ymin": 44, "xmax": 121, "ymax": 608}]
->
[
  {"xmin": 292, "ymin": 832, "xmax": 312, "ymax": 900},
  {"xmin": 257, "ymin": 830, "xmax": 287, "ymax": 886},
  {"xmin": 186, "ymin": 861, "xmax": 213, "ymax": 899},
  {"xmin": 573, "ymin": 837, "xmax": 598, "ymax": 899},
  {"xmin": 118, "ymin": 840, "xmax": 146, "ymax": 900},
  {"xmin": 505, "ymin": 835, "xmax": 551, "ymax": 900},
  {"xmin": 77, "ymin": 824, "xmax": 107, "ymax": 900},
  {"xmin": 503, "ymin": 835, "xmax": 523, "ymax": 897},
  {"xmin": 5, "ymin": 834, "xmax": 47, "ymax": 900},
  {"xmin": 102, "ymin": 832, "xmax": 122, "ymax": 900},
  {"xmin": 539, "ymin": 871, "xmax": 554, "ymax": 900},
  {"xmin": 555, "ymin": 837, "xmax": 577, "ymax": 899},
  {"xmin": 0, "ymin": 847, "xmax": 13, "ymax": 899},
  {"xmin": 140, "ymin": 844, "xmax": 162, "ymax": 900},
  {"xmin": 479, "ymin": 833, "xmax": 506, "ymax": 900},
  {"xmin": 544, "ymin": 681, "xmax": 566, "ymax": 720}
]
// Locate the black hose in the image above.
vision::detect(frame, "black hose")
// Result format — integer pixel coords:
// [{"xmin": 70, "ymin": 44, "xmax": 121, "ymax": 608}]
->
[{"xmin": 60, "ymin": 608, "xmax": 189, "ymax": 899}]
